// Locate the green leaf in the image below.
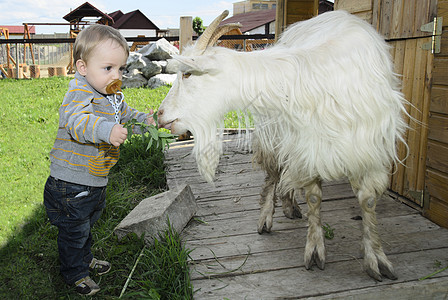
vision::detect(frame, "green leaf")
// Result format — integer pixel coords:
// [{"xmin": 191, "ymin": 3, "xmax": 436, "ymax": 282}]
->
[
  {"xmin": 146, "ymin": 138, "xmax": 153, "ymax": 151},
  {"xmin": 158, "ymin": 131, "xmax": 175, "ymax": 138},
  {"xmin": 149, "ymin": 127, "xmax": 159, "ymax": 140}
]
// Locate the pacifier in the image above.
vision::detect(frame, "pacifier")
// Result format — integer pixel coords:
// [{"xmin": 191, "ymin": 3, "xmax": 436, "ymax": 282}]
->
[{"xmin": 106, "ymin": 79, "xmax": 123, "ymax": 95}]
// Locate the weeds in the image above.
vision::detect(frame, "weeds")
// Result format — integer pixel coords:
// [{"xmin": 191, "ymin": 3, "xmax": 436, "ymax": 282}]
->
[{"xmin": 322, "ymin": 223, "xmax": 335, "ymax": 240}]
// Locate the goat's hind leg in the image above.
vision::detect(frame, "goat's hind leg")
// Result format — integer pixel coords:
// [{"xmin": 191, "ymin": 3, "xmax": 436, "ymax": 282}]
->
[
  {"xmin": 257, "ymin": 176, "xmax": 276, "ymax": 234},
  {"xmin": 303, "ymin": 179, "xmax": 325, "ymax": 270},
  {"xmin": 352, "ymin": 175, "xmax": 397, "ymax": 281},
  {"xmin": 282, "ymin": 189, "xmax": 302, "ymax": 219}
]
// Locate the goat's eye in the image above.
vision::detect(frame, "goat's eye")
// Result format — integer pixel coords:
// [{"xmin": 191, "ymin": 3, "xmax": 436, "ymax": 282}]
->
[{"xmin": 182, "ymin": 72, "xmax": 191, "ymax": 79}]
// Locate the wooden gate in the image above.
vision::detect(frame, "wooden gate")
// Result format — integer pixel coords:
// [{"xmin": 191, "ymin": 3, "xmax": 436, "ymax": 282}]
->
[{"xmin": 335, "ymin": 0, "xmax": 448, "ymax": 228}]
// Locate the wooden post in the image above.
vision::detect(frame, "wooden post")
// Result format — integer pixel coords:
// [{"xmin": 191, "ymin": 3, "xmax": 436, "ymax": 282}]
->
[
  {"xmin": 275, "ymin": 0, "xmax": 287, "ymax": 41},
  {"xmin": 179, "ymin": 16, "xmax": 193, "ymax": 54},
  {"xmin": 15, "ymin": 45, "xmax": 20, "ymax": 79}
]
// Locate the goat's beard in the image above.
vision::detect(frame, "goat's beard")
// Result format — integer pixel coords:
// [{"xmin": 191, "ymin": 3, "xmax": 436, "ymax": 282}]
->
[{"xmin": 190, "ymin": 123, "xmax": 223, "ymax": 183}]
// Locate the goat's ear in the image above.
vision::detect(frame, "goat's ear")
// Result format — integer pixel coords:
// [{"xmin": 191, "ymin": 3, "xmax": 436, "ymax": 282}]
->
[{"xmin": 172, "ymin": 55, "xmax": 218, "ymax": 75}]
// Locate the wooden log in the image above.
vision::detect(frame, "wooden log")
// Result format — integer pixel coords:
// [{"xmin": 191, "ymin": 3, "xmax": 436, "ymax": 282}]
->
[
  {"xmin": 56, "ymin": 66, "xmax": 67, "ymax": 76},
  {"xmin": 47, "ymin": 66, "xmax": 56, "ymax": 77},
  {"xmin": 29, "ymin": 65, "xmax": 40, "ymax": 78}
]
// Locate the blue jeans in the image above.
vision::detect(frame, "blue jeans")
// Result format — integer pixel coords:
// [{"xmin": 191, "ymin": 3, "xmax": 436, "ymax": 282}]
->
[{"xmin": 43, "ymin": 176, "xmax": 106, "ymax": 284}]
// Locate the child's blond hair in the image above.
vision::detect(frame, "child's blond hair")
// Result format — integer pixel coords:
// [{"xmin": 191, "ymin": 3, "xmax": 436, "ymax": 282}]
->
[{"xmin": 73, "ymin": 24, "xmax": 129, "ymax": 66}]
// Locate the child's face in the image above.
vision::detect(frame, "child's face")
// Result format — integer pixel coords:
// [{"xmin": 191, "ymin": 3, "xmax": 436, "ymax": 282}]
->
[{"xmin": 77, "ymin": 39, "xmax": 127, "ymax": 94}]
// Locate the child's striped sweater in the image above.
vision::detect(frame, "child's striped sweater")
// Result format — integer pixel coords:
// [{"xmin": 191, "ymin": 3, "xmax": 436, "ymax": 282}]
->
[{"xmin": 49, "ymin": 72, "xmax": 148, "ymax": 187}]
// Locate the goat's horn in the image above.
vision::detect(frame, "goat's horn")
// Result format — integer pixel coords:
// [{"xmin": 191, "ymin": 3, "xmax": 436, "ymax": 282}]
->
[
  {"xmin": 207, "ymin": 23, "xmax": 242, "ymax": 48},
  {"xmin": 195, "ymin": 10, "xmax": 229, "ymax": 52}
]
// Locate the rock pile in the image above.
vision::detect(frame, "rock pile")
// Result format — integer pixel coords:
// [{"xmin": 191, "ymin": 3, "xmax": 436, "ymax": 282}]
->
[{"xmin": 123, "ymin": 38, "xmax": 179, "ymax": 89}]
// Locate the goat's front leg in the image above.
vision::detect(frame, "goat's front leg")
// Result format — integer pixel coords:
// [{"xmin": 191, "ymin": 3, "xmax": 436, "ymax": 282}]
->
[
  {"xmin": 257, "ymin": 176, "xmax": 276, "ymax": 234},
  {"xmin": 355, "ymin": 185, "xmax": 397, "ymax": 281},
  {"xmin": 281, "ymin": 189, "xmax": 302, "ymax": 219},
  {"xmin": 304, "ymin": 179, "xmax": 325, "ymax": 270}
]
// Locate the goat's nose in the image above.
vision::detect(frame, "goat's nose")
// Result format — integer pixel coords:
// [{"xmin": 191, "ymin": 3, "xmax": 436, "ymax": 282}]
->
[{"xmin": 157, "ymin": 109, "xmax": 164, "ymax": 117}]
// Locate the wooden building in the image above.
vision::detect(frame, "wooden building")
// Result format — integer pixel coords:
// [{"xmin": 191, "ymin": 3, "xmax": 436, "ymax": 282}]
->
[
  {"xmin": 109, "ymin": 9, "xmax": 160, "ymax": 38},
  {"xmin": 220, "ymin": 9, "xmax": 276, "ymax": 34},
  {"xmin": 276, "ymin": 0, "xmax": 448, "ymax": 228}
]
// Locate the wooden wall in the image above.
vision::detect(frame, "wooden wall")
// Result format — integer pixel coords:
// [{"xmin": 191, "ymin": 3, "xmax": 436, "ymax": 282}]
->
[
  {"xmin": 335, "ymin": 0, "xmax": 448, "ymax": 228},
  {"xmin": 275, "ymin": 0, "xmax": 318, "ymax": 39},
  {"xmin": 424, "ymin": 0, "xmax": 448, "ymax": 228},
  {"xmin": 334, "ymin": 0, "xmax": 373, "ymax": 23}
]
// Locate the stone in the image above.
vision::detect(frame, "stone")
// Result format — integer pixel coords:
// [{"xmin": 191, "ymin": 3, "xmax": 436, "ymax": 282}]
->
[
  {"xmin": 122, "ymin": 69, "xmax": 148, "ymax": 89},
  {"xmin": 114, "ymin": 184, "xmax": 197, "ymax": 244},
  {"xmin": 127, "ymin": 52, "xmax": 143, "ymax": 65},
  {"xmin": 127, "ymin": 55, "xmax": 152, "ymax": 71},
  {"xmin": 147, "ymin": 74, "xmax": 177, "ymax": 89},
  {"xmin": 141, "ymin": 61, "xmax": 162, "ymax": 79},
  {"xmin": 154, "ymin": 60, "xmax": 168, "ymax": 73},
  {"xmin": 139, "ymin": 38, "xmax": 179, "ymax": 60}
]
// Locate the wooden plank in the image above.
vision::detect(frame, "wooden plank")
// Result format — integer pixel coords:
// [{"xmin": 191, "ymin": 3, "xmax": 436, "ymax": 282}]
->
[
  {"xmin": 185, "ymin": 197, "xmax": 419, "ymax": 243},
  {"xmin": 334, "ymin": 0, "xmax": 372, "ymax": 14},
  {"xmin": 428, "ymin": 114, "xmax": 448, "ymax": 144},
  {"xmin": 424, "ymin": 196, "xmax": 448, "ymax": 228},
  {"xmin": 285, "ymin": 0, "xmax": 317, "ymax": 25},
  {"xmin": 191, "ymin": 248, "xmax": 448, "ymax": 299},
  {"xmin": 426, "ymin": 140, "xmax": 448, "ymax": 174},
  {"xmin": 416, "ymin": 42, "xmax": 432, "ymax": 191},
  {"xmin": 414, "ymin": 0, "xmax": 431, "ymax": 37},
  {"xmin": 432, "ymin": 58, "xmax": 448, "ymax": 86},
  {"xmin": 401, "ymin": 0, "xmax": 416, "ymax": 38},
  {"xmin": 378, "ymin": 0, "xmax": 393, "ymax": 38},
  {"xmin": 298, "ymin": 277, "xmax": 448, "ymax": 300},
  {"xmin": 276, "ymin": 0, "xmax": 287, "ymax": 39},
  {"xmin": 390, "ymin": 0, "xmax": 404, "ymax": 38},
  {"xmin": 439, "ymin": 0, "xmax": 448, "ymax": 27},
  {"xmin": 436, "ymin": 30, "xmax": 448, "ymax": 58},
  {"xmin": 425, "ymin": 169, "xmax": 448, "ymax": 206},
  {"xmin": 430, "ymin": 86, "xmax": 448, "ymax": 114},
  {"xmin": 185, "ymin": 213, "xmax": 441, "ymax": 260},
  {"xmin": 389, "ymin": 40, "xmax": 407, "ymax": 194},
  {"xmin": 403, "ymin": 38, "xmax": 428, "ymax": 204},
  {"xmin": 188, "ymin": 228, "xmax": 448, "ymax": 280}
]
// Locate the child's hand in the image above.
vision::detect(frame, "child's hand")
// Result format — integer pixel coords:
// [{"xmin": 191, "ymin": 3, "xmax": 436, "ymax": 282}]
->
[
  {"xmin": 146, "ymin": 109, "xmax": 156, "ymax": 126},
  {"xmin": 110, "ymin": 124, "xmax": 128, "ymax": 146}
]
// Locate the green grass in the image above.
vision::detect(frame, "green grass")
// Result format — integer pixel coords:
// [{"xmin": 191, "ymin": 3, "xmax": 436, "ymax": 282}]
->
[
  {"xmin": 0, "ymin": 77, "xmax": 168, "ymax": 246},
  {"xmin": 0, "ymin": 77, "xmax": 193, "ymax": 299}
]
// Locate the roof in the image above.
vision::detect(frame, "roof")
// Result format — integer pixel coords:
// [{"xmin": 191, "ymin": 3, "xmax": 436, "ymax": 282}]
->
[
  {"xmin": 108, "ymin": 10, "xmax": 124, "ymax": 22},
  {"xmin": 63, "ymin": 2, "xmax": 113, "ymax": 24},
  {"xmin": 110, "ymin": 9, "xmax": 159, "ymax": 30},
  {"xmin": 220, "ymin": 9, "xmax": 276, "ymax": 33},
  {"xmin": 0, "ymin": 25, "xmax": 36, "ymax": 35}
]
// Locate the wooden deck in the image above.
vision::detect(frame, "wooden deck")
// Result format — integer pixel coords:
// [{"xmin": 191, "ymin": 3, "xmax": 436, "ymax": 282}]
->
[{"xmin": 165, "ymin": 134, "xmax": 448, "ymax": 299}]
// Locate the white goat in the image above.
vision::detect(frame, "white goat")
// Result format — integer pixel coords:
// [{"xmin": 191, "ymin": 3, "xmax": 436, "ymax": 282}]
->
[{"xmin": 158, "ymin": 10, "xmax": 408, "ymax": 281}]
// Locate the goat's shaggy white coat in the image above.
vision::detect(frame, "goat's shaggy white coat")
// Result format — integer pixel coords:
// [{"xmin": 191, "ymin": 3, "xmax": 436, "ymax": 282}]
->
[{"xmin": 158, "ymin": 10, "xmax": 408, "ymax": 281}]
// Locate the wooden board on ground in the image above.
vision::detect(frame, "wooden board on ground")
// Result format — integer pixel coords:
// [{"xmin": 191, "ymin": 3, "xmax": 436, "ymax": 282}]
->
[{"xmin": 165, "ymin": 134, "xmax": 448, "ymax": 299}]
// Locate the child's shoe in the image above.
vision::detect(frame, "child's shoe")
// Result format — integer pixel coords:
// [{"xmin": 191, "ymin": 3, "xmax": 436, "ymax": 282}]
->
[
  {"xmin": 74, "ymin": 276, "xmax": 100, "ymax": 296},
  {"xmin": 89, "ymin": 258, "xmax": 111, "ymax": 275}
]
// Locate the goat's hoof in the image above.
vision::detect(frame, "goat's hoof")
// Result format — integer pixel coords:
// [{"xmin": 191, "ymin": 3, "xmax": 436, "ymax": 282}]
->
[
  {"xmin": 283, "ymin": 206, "xmax": 302, "ymax": 219},
  {"xmin": 257, "ymin": 213, "xmax": 273, "ymax": 234},
  {"xmin": 366, "ymin": 268, "xmax": 383, "ymax": 282},
  {"xmin": 257, "ymin": 222, "xmax": 271, "ymax": 234},
  {"xmin": 257, "ymin": 224, "xmax": 271, "ymax": 234},
  {"xmin": 378, "ymin": 261, "xmax": 398, "ymax": 280},
  {"xmin": 304, "ymin": 248, "xmax": 325, "ymax": 270},
  {"xmin": 365, "ymin": 264, "xmax": 397, "ymax": 281}
]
